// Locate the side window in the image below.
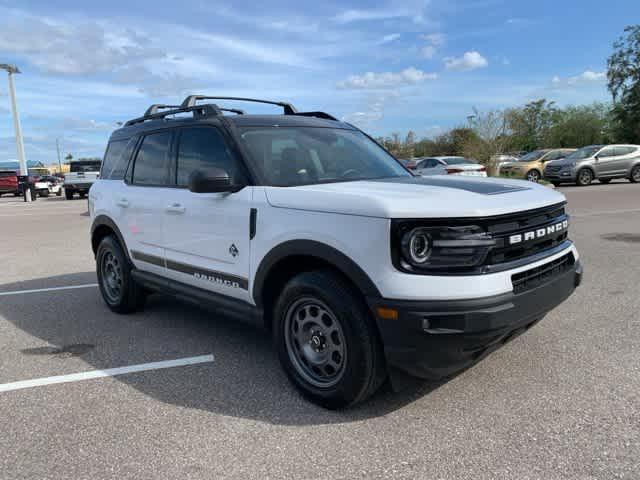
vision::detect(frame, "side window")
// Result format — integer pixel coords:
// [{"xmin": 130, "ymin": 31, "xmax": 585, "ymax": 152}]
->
[
  {"xmin": 545, "ymin": 151, "xmax": 562, "ymax": 161},
  {"xmin": 615, "ymin": 146, "xmax": 636, "ymax": 156},
  {"xmin": 132, "ymin": 131, "xmax": 172, "ymax": 186},
  {"xmin": 176, "ymin": 127, "xmax": 240, "ymax": 187},
  {"xmin": 598, "ymin": 148, "xmax": 616, "ymax": 158},
  {"xmin": 101, "ymin": 139, "xmax": 135, "ymax": 180}
]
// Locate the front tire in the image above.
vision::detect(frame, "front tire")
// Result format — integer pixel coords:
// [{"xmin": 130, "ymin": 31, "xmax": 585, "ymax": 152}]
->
[
  {"xmin": 273, "ymin": 270, "xmax": 386, "ymax": 409},
  {"xmin": 526, "ymin": 170, "xmax": 541, "ymax": 182},
  {"xmin": 65, "ymin": 189, "xmax": 74, "ymax": 200},
  {"xmin": 576, "ymin": 168, "xmax": 593, "ymax": 186},
  {"xmin": 96, "ymin": 235, "xmax": 146, "ymax": 314},
  {"xmin": 630, "ymin": 165, "xmax": 640, "ymax": 183}
]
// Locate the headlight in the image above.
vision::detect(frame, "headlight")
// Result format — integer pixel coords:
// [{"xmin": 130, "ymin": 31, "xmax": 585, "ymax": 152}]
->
[
  {"xmin": 395, "ymin": 224, "xmax": 496, "ymax": 272},
  {"xmin": 401, "ymin": 229, "xmax": 432, "ymax": 264}
]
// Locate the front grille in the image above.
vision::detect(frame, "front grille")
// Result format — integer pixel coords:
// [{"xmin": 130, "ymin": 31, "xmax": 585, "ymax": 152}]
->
[
  {"xmin": 511, "ymin": 253, "xmax": 574, "ymax": 294},
  {"xmin": 484, "ymin": 203, "xmax": 569, "ymax": 265},
  {"xmin": 545, "ymin": 165, "xmax": 561, "ymax": 174}
]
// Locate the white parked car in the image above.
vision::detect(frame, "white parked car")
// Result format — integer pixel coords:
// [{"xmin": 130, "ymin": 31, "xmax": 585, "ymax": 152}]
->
[
  {"xmin": 90, "ymin": 96, "xmax": 582, "ymax": 408},
  {"xmin": 414, "ymin": 156, "xmax": 487, "ymax": 177},
  {"xmin": 34, "ymin": 176, "xmax": 63, "ymax": 197}
]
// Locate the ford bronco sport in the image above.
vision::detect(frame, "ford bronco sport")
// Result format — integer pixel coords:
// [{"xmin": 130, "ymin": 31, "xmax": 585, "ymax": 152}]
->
[{"xmin": 90, "ymin": 96, "xmax": 582, "ymax": 408}]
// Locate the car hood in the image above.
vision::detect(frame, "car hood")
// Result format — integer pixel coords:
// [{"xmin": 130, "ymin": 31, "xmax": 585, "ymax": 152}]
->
[{"xmin": 264, "ymin": 176, "xmax": 565, "ymax": 219}]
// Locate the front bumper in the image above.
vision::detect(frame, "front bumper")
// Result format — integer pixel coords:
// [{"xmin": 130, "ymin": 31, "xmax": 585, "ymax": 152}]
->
[
  {"xmin": 544, "ymin": 169, "xmax": 576, "ymax": 183},
  {"xmin": 368, "ymin": 259, "xmax": 582, "ymax": 381}
]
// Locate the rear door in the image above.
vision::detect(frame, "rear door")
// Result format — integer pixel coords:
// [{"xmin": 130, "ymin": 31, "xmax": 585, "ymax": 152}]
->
[
  {"xmin": 613, "ymin": 146, "xmax": 639, "ymax": 176},
  {"xmin": 118, "ymin": 129, "xmax": 174, "ymax": 277},
  {"xmin": 162, "ymin": 125, "xmax": 254, "ymax": 303}
]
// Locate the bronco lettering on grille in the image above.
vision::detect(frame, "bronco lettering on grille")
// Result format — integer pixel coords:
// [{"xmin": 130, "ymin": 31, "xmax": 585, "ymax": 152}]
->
[{"xmin": 508, "ymin": 219, "xmax": 569, "ymax": 245}]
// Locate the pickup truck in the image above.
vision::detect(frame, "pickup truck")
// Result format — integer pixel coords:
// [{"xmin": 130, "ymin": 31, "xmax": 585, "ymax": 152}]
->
[{"xmin": 63, "ymin": 160, "xmax": 101, "ymax": 200}]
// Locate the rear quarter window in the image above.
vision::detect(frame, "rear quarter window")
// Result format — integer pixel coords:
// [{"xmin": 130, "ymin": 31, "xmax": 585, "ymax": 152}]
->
[{"xmin": 101, "ymin": 139, "xmax": 135, "ymax": 180}]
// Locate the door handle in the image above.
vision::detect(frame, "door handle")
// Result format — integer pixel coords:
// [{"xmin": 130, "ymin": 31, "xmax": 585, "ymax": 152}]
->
[
  {"xmin": 166, "ymin": 203, "xmax": 185, "ymax": 214},
  {"xmin": 116, "ymin": 198, "xmax": 129, "ymax": 208}
]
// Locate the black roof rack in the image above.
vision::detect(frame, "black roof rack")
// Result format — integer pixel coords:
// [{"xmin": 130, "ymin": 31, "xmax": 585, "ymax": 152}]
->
[
  {"xmin": 181, "ymin": 95, "xmax": 298, "ymax": 115},
  {"xmin": 144, "ymin": 104, "xmax": 181, "ymax": 116},
  {"xmin": 125, "ymin": 96, "xmax": 339, "ymax": 128},
  {"xmin": 125, "ymin": 104, "xmax": 222, "ymax": 127},
  {"xmin": 220, "ymin": 107, "xmax": 245, "ymax": 115}
]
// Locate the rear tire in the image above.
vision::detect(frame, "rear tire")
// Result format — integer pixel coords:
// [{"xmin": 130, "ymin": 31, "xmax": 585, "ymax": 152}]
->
[
  {"xmin": 630, "ymin": 165, "xmax": 640, "ymax": 183},
  {"xmin": 576, "ymin": 168, "xmax": 593, "ymax": 186},
  {"xmin": 552, "ymin": 182, "xmax": 561, "ymax": 187},
  {"xmin": 56, "ymin": 189, "xmax": 62, "ymax": 196},
  {"xmin": 39, "ymin": 190, "xmax": 50, "ymax": 198},
  {"xmin": 96, "ymin": 235, "xmax": 146, "ymax": 314},
  {"xmin": 273, "ymin": 270, "xmax": 386, "ymax": 409},
  {"xmin": 79, "ymin": 192, "xmax": 86, "ymax": 199},
  {"xmin": 65, "ymin": 190, "xmax": 74, "ymax": 200}
]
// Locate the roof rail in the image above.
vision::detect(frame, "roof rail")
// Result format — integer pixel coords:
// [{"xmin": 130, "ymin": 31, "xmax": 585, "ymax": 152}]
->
[
  {"xmin": 125, "ymin": 104, "xmax": 221, "ymax": 127},
  {"xmin": 293, "ymin": 111, "xmax": 338, "ymax": 121},
  {"xmin": 181, "ymin": 95, "xmax": 298, "ymax": 114},
  {"xmin": 220, "ymin": 107, "xmax": 245, "ymax": 115},
  {"xmin": 144, "ymin": 104, "xmax": 181, "ymax": 116}
]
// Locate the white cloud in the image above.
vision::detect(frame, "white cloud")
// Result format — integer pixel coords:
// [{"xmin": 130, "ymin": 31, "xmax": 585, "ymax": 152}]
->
[
  {"xmin": 379, "ymin": 33, "xmax": 401, "ymax": 44},
  {"xmin": 421, "ymin": 33, "xmax": 445, "ymax": 46},
  {"xmin": 342, "ymin": 91, "xmax": 400, "ymax": 127},
  {"xmin": 332, "ymin": 1, "xmax": 431, "ymax": 25},
  {"xmin": 552, "ymin": 70, "xmax": 606, "ymax": 87},
  {"xmin": 420, "ymin": 33, "xmax": 444, "ymax": 59},
  {"xmin": 444, "ymin": 51, "xmax": 488, "ymax": 72},
  {"xmin": 337, "ymin": 67, "xmax": 438, "ymax": 90},
  {"xmin": 0, "ymin": 14, "xmax": 165, "ymax": 76},
  {"xmin": 421, "ymin": 45, "xmax": 437, "ymax": 59}
]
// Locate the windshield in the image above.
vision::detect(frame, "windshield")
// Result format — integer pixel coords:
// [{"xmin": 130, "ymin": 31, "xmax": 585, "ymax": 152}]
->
[
  {"xmin": 238, "ymin": 127, "xmax": 410, "ymax": 186},
  {"xmin": 565, "ymin": 146, "xmax": 602, "ymax": 160},
  {"xmin": 518, "ymin": 150, "xmax": 547, "ymax": 162},
  {"xmin": 70, "ymin": 161, "xmax": 101, "ymax": 173}
]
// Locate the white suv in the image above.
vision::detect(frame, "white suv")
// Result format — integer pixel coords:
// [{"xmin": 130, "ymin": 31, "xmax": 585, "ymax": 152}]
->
[{"xmin": 89, "ymin": 96, "xmax": 582, "ymax": 408}]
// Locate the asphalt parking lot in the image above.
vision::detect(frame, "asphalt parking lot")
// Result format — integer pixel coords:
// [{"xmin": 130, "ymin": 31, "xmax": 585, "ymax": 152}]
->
[{"xmin": 0, "ymin": 182, "xmax": 639, "ymax": 480}]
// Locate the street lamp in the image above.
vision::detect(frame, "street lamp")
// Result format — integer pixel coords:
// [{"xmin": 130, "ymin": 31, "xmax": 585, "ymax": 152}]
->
[{"xmin": 0, "ymin": 63, "xmax": 31, "ymax": 202}]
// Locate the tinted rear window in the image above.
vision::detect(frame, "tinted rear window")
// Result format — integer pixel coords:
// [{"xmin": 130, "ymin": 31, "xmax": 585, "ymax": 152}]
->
[
  {"xmin": 101, "ymin": 139, "xmax": 134, "ymax": 180},
  {"xmin": 132, "ymin": 131, "xmax": 172, "ymax": 186},
  {"xmin": 70, "ymin": 161, "xmax": 101, "ymax": 173}
]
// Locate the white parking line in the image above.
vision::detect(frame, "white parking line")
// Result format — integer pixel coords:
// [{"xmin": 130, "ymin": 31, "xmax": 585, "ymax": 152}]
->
[
  {"xmin": 0, "ymin": 284, "xmax": 98, "ymax": 296},
  {"xmin": 0, "ymin": 354, "xmax": 215, "ymax": 393}
]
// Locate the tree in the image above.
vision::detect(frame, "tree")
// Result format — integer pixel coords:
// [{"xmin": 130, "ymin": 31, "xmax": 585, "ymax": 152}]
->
[
  {"xmin": 64, "ymin": 153, "xmax": 73, "ymax": 165},
  {"xmin": 547, "ymin": 103, "xmax": 613, "ymax": 147},
  {"xmin": 505, "ymin": 99, "xmax": 557, "ymax": 150},
  {"xmin": 462, "ymin": 109, "xmax": 509, "ymax": 175},
  {"xmin": 607, "ymin": 25, "xmax": 640, "ymax": 143}
]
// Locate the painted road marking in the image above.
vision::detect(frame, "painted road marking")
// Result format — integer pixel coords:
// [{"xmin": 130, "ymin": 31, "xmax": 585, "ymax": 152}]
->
[
  {"xmin": 0, "ymin": 355, "xmax": 215, "ymax": 393},
  {"xmin": 0, "ymin": 284, "xmax": 99, "ymax": 296}
]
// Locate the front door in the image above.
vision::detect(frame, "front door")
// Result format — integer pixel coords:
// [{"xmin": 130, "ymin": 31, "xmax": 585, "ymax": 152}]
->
[
  {"xmin": 162, "ymin": 125, "xmax": 254, "ymax": 303},
  {"xmin": 595, "ymin": 146, "xmax": 618, "ymax": 177}
]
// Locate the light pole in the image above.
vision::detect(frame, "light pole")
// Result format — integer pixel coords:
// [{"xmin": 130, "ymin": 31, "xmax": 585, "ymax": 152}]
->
[{"xmin": 0, "ymin": 63, "xmax": 31, "ymax": 202}]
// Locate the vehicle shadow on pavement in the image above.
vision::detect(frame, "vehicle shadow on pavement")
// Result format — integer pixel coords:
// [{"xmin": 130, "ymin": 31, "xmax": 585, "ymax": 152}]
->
[{"xmin": 0, "ymin": 273, "xmax": 445, "ymax": 425}]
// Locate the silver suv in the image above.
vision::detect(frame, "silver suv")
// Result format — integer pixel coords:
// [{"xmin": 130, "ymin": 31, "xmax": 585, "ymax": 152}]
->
[{"xmin": 544, "ymin": 144, "xmax": 640, "ymax": 186}]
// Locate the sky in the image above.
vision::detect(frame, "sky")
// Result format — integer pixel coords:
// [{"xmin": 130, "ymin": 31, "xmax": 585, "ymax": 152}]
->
[{"xmin": 0, "ymin": 0, "xmax": 638, "ymax": 164}]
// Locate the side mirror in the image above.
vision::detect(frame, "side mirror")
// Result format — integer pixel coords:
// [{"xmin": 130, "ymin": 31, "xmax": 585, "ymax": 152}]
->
[{"xmin": 188, "ymin": 168, "xmax": 242, "ymax": 193}]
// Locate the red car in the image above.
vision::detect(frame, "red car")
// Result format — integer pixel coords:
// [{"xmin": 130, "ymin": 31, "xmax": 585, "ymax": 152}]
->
[
  {"xmin": 0, "ymin": 171, "xmax": 37, "ymax": 197},
  {"xmin": 0, "ymin": 171, "xmax": 19, "ymax": 196}
]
